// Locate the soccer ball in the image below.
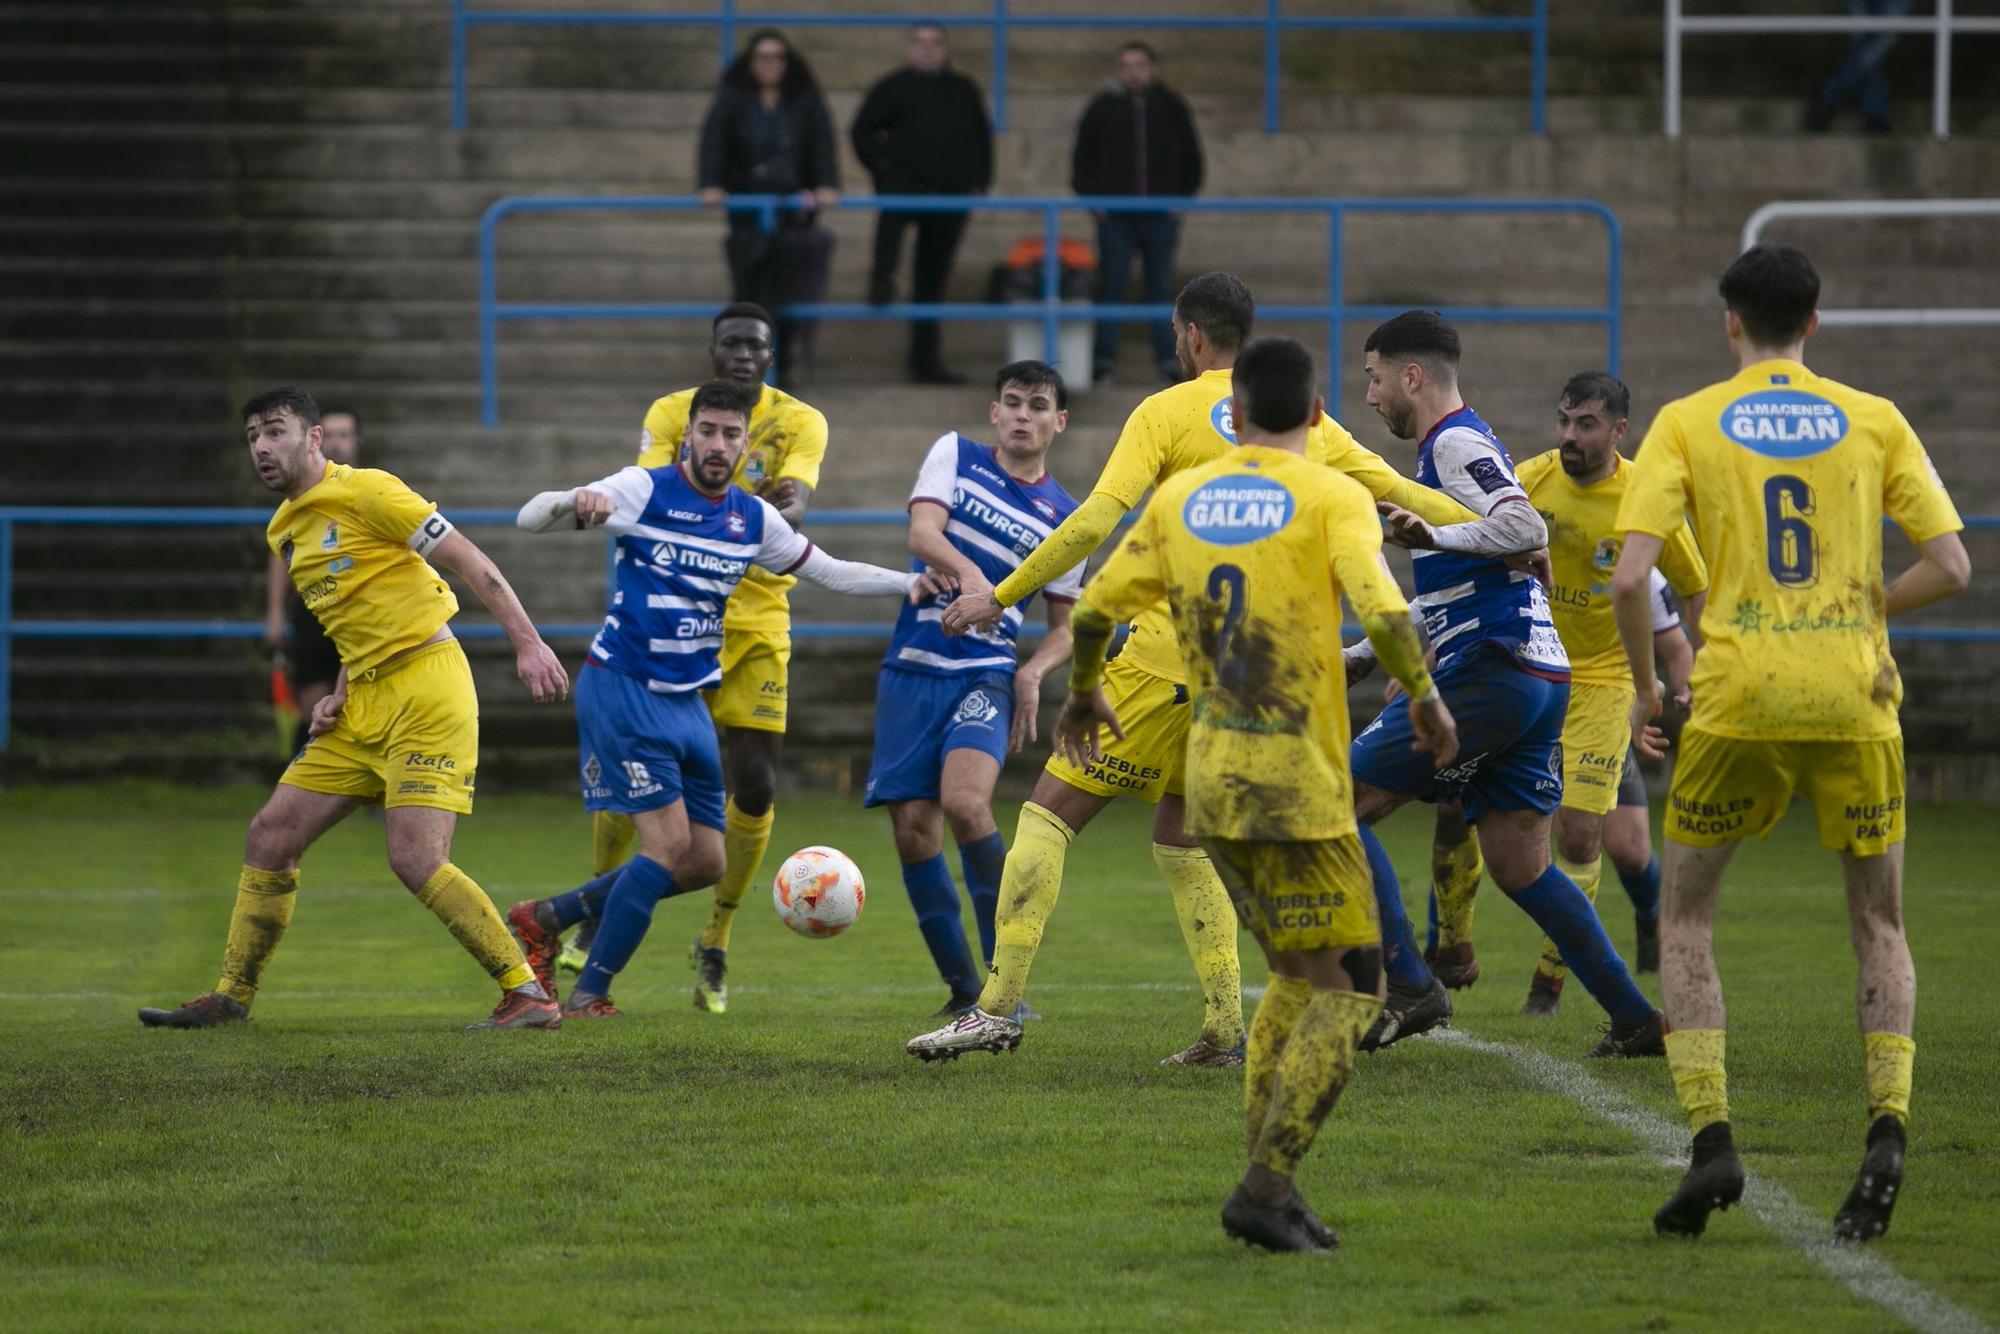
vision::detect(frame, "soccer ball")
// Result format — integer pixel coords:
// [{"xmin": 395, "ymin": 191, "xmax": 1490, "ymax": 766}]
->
[{"xmin": 772, "ymin": 845, "xmax": 866, "ymax": 938}]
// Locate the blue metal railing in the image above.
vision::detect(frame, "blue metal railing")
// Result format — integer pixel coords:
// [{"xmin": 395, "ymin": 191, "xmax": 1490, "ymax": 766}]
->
[
  {"xmin": 4, "ymin": 507, "xmax": 1996, "ymax": 751},
  {"xmin": 479, "ymin": 192, "xmax": 1622, "ymax": 427},
  {"xmin": 449, "ymin": 0, "xmax": 1550, "ymax": 135}
]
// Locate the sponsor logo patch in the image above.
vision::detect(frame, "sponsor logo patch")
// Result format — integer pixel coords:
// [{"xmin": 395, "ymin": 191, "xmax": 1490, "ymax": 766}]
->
[
  {"xmin": 1182, "ymin": 474, "xmax": 1295, "ymax": 546},
  {"xmin": 1719, "ymin": 391, "xmax": 1848, "ymax": 459}
]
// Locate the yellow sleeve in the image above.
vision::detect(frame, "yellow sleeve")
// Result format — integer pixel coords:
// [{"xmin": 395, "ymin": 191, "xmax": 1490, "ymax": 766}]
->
[
  {"xmin": 1321, "ymin": 482, "xmax": 1407, "ymax": 624},
  {"xmin": 1615, "ymin": 407, "xmax": 1695, "ymax": 539},
  {"xmin": 776, "ymin": 403, "xmax": 829, "ymax": 488},
  {"xmin": 1883, "ymin": 408, "xmax": 1963, "ymax": 543},
  {"xmin": 1067, "ymin": 505, "xmax": 1167, "ymax": 692},
  {"xmin": 638, "ymin": 395, "xmax": 685, "ymax": 468},
  {"xmin": 1091, "ymin": 399, "xmax": 1173, "ymax": 509},
  {"xmin": 1318, "ymin": 423, "xmax": 1476, "ymax": 528},
  {"xmin": 1658, "ymin": 520, "xmax": 1709, "ymax": 599},
  {"xmin": 993, "ymin": 491, "xmax": 1127, "ymax": 608},
  {"xmin": 349, "ymin": 469, "xmax": 441, "ymax": 545}
]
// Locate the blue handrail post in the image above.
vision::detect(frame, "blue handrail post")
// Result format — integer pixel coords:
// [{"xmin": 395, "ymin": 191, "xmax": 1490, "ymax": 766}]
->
[
  {"xmin": 0, "ymin": 517, "xmax": 12, "ymax": 750},
  {"xmin": 479, "ymin": 200, "xmax": 504, "ymax": 428},
  {"xmin": 1530, "ymin": 0, "xmax": 1549, "ymax": 135},
  {"xmin": 1605, "ymin": 208, "xmax": 1624, "ymax": 377},
  {"xmin": 451, "ymin": 0, "xmax": 469, "ymax": 131},
  {"xmin": 1040, "ymin": 203, "xmax": 1061, "ymax": 364},
  {"xmin": 1263, "ymin": 0, "xmax": 1283, "ymax": 133},
  {"xmin": 1326, "ymin": 205, "xmax": 1344, "ymax": 420},
  {"xmin": 991, "ymin": 0, "xmax": 1009, "ymax": 132},
  {"xmin": 718, "ymin": 0, "xmax": 736, "ymax": 69}
]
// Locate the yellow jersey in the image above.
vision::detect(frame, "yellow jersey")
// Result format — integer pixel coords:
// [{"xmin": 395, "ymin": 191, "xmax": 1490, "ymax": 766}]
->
[
  {"xmin": 1083, "ymin": 446, "xmax": 1412, "ymax": 841},
  {"xmin": 1616, "ymin": 358, "xmax": 1962, "ymax": 741},
  {"xmin": 267, "ymin": 463, "xmax": 460, "ymax": 675},
  {"xmin": 638, "ymin": 383, "xmax": 829, "ymax": 636},
  {"xmin": 1518, "ymin": 450, "xmax": 1707, "ymax": 689},
  {"xmin": 1094, "ymin": 367, "xmax": 1474, "ymax": 685}
]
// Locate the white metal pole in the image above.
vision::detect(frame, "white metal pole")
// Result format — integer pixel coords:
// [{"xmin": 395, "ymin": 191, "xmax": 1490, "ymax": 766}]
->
[
  {"xmin": 1665, "ymin": 0, "xmax": 1683, "ymax": 138},
  {"xmin": 1934, "ymin": 0, "xmax": 1953, "ymax": 139}
]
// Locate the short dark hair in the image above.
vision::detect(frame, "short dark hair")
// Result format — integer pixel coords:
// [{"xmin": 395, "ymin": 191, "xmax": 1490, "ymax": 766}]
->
[
  {"xmin": 1363, "ymin": 310, "xmax": 1461, "ymax": 372},
  {"xmin": 688, "ymin": 379, "xmax": 760, "ymax": 424},
  {"xmin": 1558, "ymin": 372, "xmax": 1629, "ymax": 421},
  {"xmin": 1720, "ymin": 244, "xmax": 1820, "ymax": 346},
  {"xmin": 241, "ymin": 386, "xmax": 319, "ymax": 429},
  {"xmin": 994, "ymin": 359, "xmax": 1068, "ymax": 410},
  {"xmin": 911, "ymin": 20, "xmax": 946, "ymax": 38},
  {"xmin": 1174, "ymin": 272, "xmax": 1254, "ymax": 352},
  {"xmin": 1117, "ymin": 40, "xmax": 1157, "ymax": 61},
  {"xmin": 713, "ymin": 302, "xmax": 774, "ymax": 334},
  {"xmin": 1232, "ymin": 338, "xmax": 1316, "ymax": 435}
]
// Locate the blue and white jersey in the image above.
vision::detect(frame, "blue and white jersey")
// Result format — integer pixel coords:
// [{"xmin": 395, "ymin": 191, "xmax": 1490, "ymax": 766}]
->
[
  {"xmin": 583, "ymin": 464, "xmax": 814, "ymax": 692},
  {"xmin": 884, "ymin": 432, "xmax": 1084, "ymax": 675},
  {"xmin": 1411, "ymin": 406, "xmax": 1569, "ymax": 678}
]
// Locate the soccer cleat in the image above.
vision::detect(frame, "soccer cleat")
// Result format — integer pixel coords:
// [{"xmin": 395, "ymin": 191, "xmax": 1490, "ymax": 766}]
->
[
  {"xmin": 1289, "ymin": 1190, "xmax": 1340, "ymax": 1250},
  {"xmin": 1654, "ymin": 1123, "xmax": 1745, "ymax": 1237},
  {"xmin": 905, "ymin": 1007, "xmax": 1023, "ymax": 1062},
  {"xmin": 138, "ymin": 992, "xmax": 249, "ymax": 1029},
  {"xmin": 467, "ymin": 988, "xmax": 562, "ymax": 1031},
  {"xmin": 1522, "ymin": 970, "xmax": 1564, "ymax": 1018},
  {"xmin": 1426, "ymin": 941, "xmax": 1481, "ymax": 990},
  {"xmin": 1832, "ymin": 1116, "xmax": 1906, "ymax": 1242},
  {"xmin": 557, "ymin": 940, "xmax": 589, "ymax": 974},
  {"xmin": 1585, "ymin": 1009, "xmax": 1667, "ymax": 1059},
  {"xmin": 934, "ymin": 992, "xmax": 983, "ymax": 1019},
  {"xmin": 506, "ymin": 900, "xmax": 561, "ymax": 1002},
  {"xmin": 1220, "ymin": 1185, "xmax": 1327, "ymax": 1253},
  {"xmin": 1360, "ymin": 978, "xmax": 1452, "ymax": 1052},
  {"xmin": 691, "ymin": 937, "xmax": 728, "ymax": 1014},
  {"xmin": 560, "ymin": 993, "xmax": 623, "ymax": 1020},
  {"xmin": 1634, "ymin": 917, "xmax": 1661, "ymax": 973},
  {"xmin": 1160, "ymin": 1038, "xmax": 1247, "ymax": 1068}
]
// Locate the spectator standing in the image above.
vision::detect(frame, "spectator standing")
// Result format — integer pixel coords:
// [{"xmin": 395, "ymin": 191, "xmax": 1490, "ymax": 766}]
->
[
  {"xmin": 699, "ymin": 29, "xmax": 841, "ymax": 384},
  {"xmin": 263, "ymin": 406, "xmax": 361, "ymax": 754},
  {"xmin": 1071, "ymin": 42, "xmax": 1203, "ymax": 384},
  {"xmin": 1806, "ymin": 0, "xmax": 1912, "ymax": 133},
  {"xmin": 851, "ymin": 22, "xmax": 994, "ymax": 386}
]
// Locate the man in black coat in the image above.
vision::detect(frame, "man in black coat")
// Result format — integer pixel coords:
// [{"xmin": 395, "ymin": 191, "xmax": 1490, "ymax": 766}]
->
[
  {"xmin": 1071, "ymin": 42, "xmax": 1204, "ymax": 383},
  {"xmin": 851, "ymin": 23, "xmax": 993, "ymax": 385}
]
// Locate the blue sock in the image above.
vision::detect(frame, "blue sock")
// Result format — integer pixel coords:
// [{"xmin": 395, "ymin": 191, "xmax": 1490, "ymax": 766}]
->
[
  {"xmin": 1360, "ymin": 824, "xmax": 1435, "ymax": 992},
  {"xmin": 1619, "ymin": 853, "xmax": 1662, "ymax": 925},
  {"xmin": 957, "ymin": 832, "xmax": 1007, "ymax": 967},
  {"xmin": 902, "ymin": 855, "xmax": 980, "ymax": 999},
  {"xmin": 546, "ymin": 866, "xmax": 624, "ymax": 929},
  {"xmin": 1505, "ymin": 862, "xmax": 1654, "ymax": 1026},
  {"xmin": 576, "ymin": 856, "xmax": 681, "ymax": 997}
]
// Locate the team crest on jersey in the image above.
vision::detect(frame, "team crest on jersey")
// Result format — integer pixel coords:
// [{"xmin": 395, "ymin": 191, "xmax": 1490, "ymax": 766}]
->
[
  {"xmin": 582, "ymin": 755, "xmax": 602, "ymax": 786},
  {"xmin": 1183, "ymin": 474, "xmax": 1295, "ymax": 545},
  {"xmin": 742, "ymin": 451, "xmax": 769, "ymax": 484},
  {"xmin": 1209, "ymin": 396, "xmax": 1238, "ymax": 444},
  {"xmin": 1592, "ymin": 537, "xmax": 1619, "ymax": 571},
  {"xmin": 320, "ymin": 521, "xmax": 340, "ymax": 550},
  {"xmin": 1720, "ymin": 391, "xmax": 1848, "ymax": 459},
  {"xmin": 726, "ymin": 511, "xmax": 747, "ymax": 538},
  {"xmin": 953, "ymin": 689, "xmax": 1001, "ymax": 727},
  {"xmin": 1030, "ymin": 497, "xmax": 1059, "ymax": 521}
]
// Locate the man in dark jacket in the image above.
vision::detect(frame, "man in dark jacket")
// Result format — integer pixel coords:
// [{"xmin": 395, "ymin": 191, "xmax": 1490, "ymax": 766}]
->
[
  {"xmin": 852, "ymin": 23, "xmax": 994, "ymax": 385},
  {"xmin": 1071, "ymin": 42, "xmax": 1203, "ymax": 383}
]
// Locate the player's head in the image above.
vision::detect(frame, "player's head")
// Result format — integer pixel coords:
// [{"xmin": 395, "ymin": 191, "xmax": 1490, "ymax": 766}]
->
[
  {"xmin": 240, "ymin": 386, "xmax": 324, "ymax": 495},
  {"xmin": 990, "ymin": 360, "xmax": 1069, "ymax": 461},
  {"xmin": 1555, "ymin": 372, "xmax": 1629, "ymax": 479},
  {"xmin": 1720, "ymin": 244, "xmax": 1820, "ymax": 350},
  {"xmin": 1230, "ymin": 337, "xmax": 1322, "ymax": 443},
  {"xmin": 1114, "ymin": 41, "xmax": 1158, "ymax": 95},
  {"xmin": 1363, "ymin": 310, "xmax": 1460, "ymax": 440},
  {"xmin": 1172, "ymin": 272, "xmax": 1254, "ymax": 379},
  {"xmin": 908, "ymin": 21, "xmax": 949, "ymax": 73},
  {"xmin": 318, "ymin": 406, "xmax": 363, "ymax": 466},
  {"xmin": 710, "ymin": 303, "xmax": 775, "ymax": 385},
  {"xmin": 683, "ymin": 380, "xmax": 758, "ymax": 493}
]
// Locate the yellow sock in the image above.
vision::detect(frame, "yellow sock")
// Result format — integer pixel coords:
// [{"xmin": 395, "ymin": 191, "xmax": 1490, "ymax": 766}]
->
[
  {"xmin": 701, "ymin": 799, "xmax": 774, "ymax": 952},
  {"xmin": 1862, "ymin": 1031, "xmax": 1915, "ymax": 1126},
  {"xmin": 215, "ymin": 866, "xmax": 300, "ymax": 1007},
  {"xmin": 1155, "ymin": 843, "xmax": 1244, "ymax": 1048},
  {"xmin": 592, "ymin": 810, "xmax": 637, "ymax": 876},
  {"xmin": 1664, "ymin": 1027, "xmax": 1730, "ymax": 1134},
  {"xmin": 976, "ymin": 802, "xmax": 1073, "ymax": 1015},
  {"xmin": 1250, "ymin": 987, "xmax": 1381, "ymax": 1177},
  {"xmin": 418, "ymin": 863, "xmax": 534, "ymax": 991},
  {"xmin": 1432, "ymin": 832, "xmax": 1484, "ymax": 949},
  {"xmin": 1537, "ymin": 852, "xmax": 1602, "ymax": 984},
  {"xmin": 1244, "ymin": 976, "xmax": 1313, "ymax": 1157}
]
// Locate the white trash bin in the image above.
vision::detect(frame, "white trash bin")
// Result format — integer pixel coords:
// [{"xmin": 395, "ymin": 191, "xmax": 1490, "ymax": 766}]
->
[{"xmin": 1006, "ymin": 300, "xmax": 1094, "ymax": 392}]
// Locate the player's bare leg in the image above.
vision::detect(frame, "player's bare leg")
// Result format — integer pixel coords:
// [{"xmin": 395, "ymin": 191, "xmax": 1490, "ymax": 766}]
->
[
  {"xmin": 1524, "ymin": 806, "xmax": 1609, "ymax": 1017},
  {"xmin": 1653, "ymin": 838, "xmax": 1744, "ymax": 1236},
  {"xmin": 1603, "ymin": 802, "xmax": 1660, "ymax": 971},
  {"xmin": 1153, "ymin": 794, "xmax": 1247, "ymax": 1066},
  {"xmin": 1427, "ymin": 800, "xmax": 1483, "ymax": 987},
  {"xmin": 1835, "ymin": 844, "xmax": 1913, "ymax": 1241}
]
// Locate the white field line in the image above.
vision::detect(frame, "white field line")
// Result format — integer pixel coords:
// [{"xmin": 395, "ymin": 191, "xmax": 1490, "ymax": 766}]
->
[{"xmin": 1435, "ymin": 1028, "xmax": 1995, "ymax": 1334}]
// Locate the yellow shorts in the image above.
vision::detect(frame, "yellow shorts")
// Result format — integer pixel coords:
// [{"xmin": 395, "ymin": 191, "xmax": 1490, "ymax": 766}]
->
[
  {"xmin": 1560, "ymin": 681, "xmax": 1635, "ymax": 816},
  {"xmin": 1668, "ymin": 727, "xmax": 1905, "ymax": 856},
  {"xmin": 281, "ymin": 638, "xmax": 478, "ymax": 813},
  {"xmin": 1206, "ymin": 833, "xmax": 1379, "ymax": 952},
  {"xmin": 1044, "ymin": 655, "xmax": 1188, "ymax": 804},
  {"xmin": 704, "ymin": 628, "xmax": 790, "ymax": 733}
]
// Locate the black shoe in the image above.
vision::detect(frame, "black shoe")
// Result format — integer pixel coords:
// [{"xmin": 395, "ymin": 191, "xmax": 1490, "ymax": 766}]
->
[
  {"xmin": 912, "ymin": 364, "xmax": 968, "ymax": 386},
  {"xmin": 1221, "ymin": 1185, "xmax": 1326, "ymax": 1253},
  {"xmin": 1635, "ymin": 917, "xmax": 1660, "ymax": 973},
  {"xmin": 1585, "ymin": 1008, "xmax": 1666, "ymax": 1059},
  {"xmin": 1360, "ymin": 977, "xmax": 1451, "ymax": 1052},
  {"xmin": 1289, "ymin": 1190, "xmax": 1340, "ymax": 1250},
  {"xmin": 1655, "ymin": 1123, "xmax": 1745, "ymax": 1237},
  {"xmin": 935, "ymin": 991, "xmax": 982, "ymax": 1018},
  {"xmin": 1522, "ymin": 970, "xmax": 1563, "ymax": 1018},
  {"xmin": 138, "ymin": 992, "xmax": 249, "ymax": 1029},
  {"xmin": 1833, "ymin": 1116, "xmax": 1906, "ymax": 1242}
]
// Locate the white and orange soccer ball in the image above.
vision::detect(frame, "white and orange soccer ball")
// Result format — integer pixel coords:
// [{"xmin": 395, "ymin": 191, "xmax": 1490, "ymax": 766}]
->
[{"xmin": 772, "ymin": 845, "xmax": 866, "ymax": 938}]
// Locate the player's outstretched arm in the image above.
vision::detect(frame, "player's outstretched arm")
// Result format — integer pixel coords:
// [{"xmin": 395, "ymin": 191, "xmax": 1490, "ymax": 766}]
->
[
  {"xmin": 427, "ymin": 530, "xmax": 570, "ymax": 703},
  {"xmin": 788, "ymin": 546, "xmax": 950, "ymax": 601},
  {"xmin": 1011, "ymin": 598, "xmax": 1073, "ymax": 753},
  {"xmin": 907, "ymin": 501, "xmax": 992, "ymax": 603},
  {"xmin": 1051, "ymin": 599, "xmax": 1124, "ymax": 767},
  {"xmin": 1611, "ymin": 532, "xmax": 1669, "ymax": 758},
  {"xmin": 1884, "ymin": 531, "xmax": 1971, "ymax": 616},
  {"xmin": 944, "ymin": 491, "xmax": 1129, "ymax": 634}
]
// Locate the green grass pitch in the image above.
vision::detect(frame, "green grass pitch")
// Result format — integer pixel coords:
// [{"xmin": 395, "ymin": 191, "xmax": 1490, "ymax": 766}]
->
[{"xmin": 2, "ymin": 784, "xmax": 1996, "ymax": 1331}]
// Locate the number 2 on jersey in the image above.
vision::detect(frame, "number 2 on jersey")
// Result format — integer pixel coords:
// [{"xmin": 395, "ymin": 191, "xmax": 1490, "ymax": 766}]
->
[
  {"xmin": 1763, "ymin": 474, "xmax": 1818, "ymax": 588},
  {"xmin": 1207, "ymin": 564, "xmax": 1247, "ymax": 671}
]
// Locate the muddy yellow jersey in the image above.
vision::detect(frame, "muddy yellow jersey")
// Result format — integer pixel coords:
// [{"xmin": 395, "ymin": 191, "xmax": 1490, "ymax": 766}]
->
[
  {"xmin": 1517, "ymin": 450, "xmax": 1707, "ymax": 688},
  {"xmin": 638, "ymin": 383, "xmax": 829, "ymax": 636},
  {"xmin": 1617, "ymin": 358, "xmax": 1962, "ymax": 741},
  {"xmin": 267, "ymin": 463, "xmax": 459, "ymax": 675},
  {"xmin": 1095, "ymin": 368, "xmax": 1473, "ymax": 686},
  {"xmin": 1081, "ymin": 445, "xmax": 1411, "ymax": 841}
]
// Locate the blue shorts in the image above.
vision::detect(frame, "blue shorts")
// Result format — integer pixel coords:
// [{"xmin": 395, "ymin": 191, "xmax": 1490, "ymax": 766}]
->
[
  {"xmin": 1350, "ymin": 644, "xmax": 1568, "ymax": 823},
  {"xmin": 574, "ymin": 664, "xmax": 727, "ymax": 830},
  {"xmin": 863, "ymin": 665, "xmax": 1015, "ymax": 808}
]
